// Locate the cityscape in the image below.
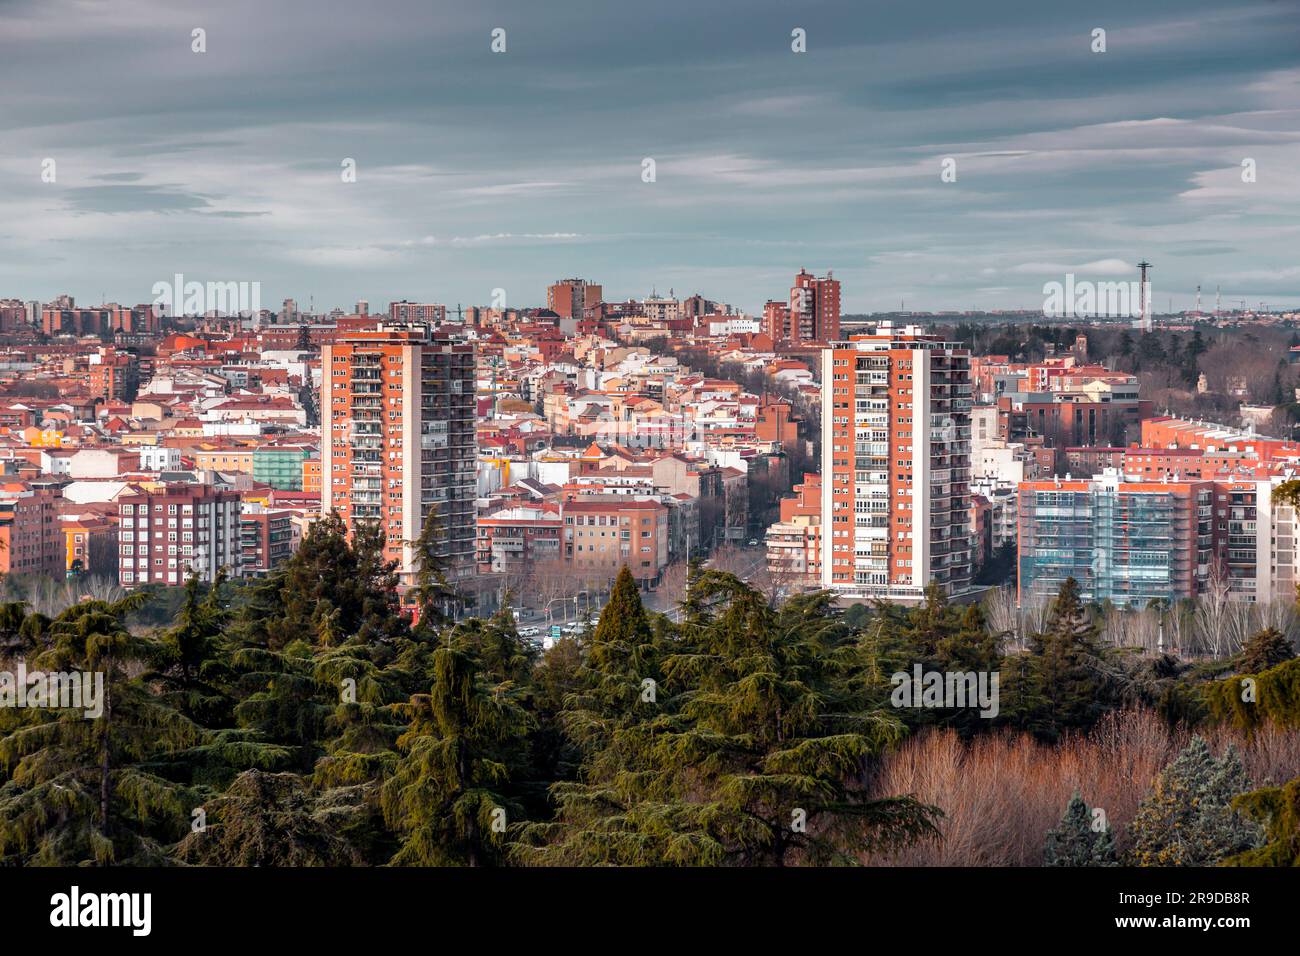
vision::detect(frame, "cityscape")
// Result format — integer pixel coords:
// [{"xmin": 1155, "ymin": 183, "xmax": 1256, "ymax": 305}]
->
[{"xmin": 2, "ymin": 0, "xmax": 1299, "ymax": 934}]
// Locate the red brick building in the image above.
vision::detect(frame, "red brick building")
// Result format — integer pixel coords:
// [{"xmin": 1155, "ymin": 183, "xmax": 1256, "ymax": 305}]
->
[
  {"xmin": 0, "ymin": 485, "xmax": 63, "ymax": 578},
  {"xmin": 117, "ymin": 484, "xmax": 242, "ymax": 588}
]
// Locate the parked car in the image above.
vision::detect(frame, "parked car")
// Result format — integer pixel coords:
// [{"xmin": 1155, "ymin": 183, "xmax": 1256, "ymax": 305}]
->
[{"xmin": 519, "ymin": 626, "xmax": 541, "ymax": 638}]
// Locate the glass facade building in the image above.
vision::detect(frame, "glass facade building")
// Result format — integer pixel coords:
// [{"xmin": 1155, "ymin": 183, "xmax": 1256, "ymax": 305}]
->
[{"xmin": 1017, "ymin": 472, "xmax": 1212, "ymax": 608}]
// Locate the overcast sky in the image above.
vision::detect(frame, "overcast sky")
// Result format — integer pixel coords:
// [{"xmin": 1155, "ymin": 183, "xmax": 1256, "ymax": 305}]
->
[{"xmin": 2, "ymin": 0, "xmax": 1298, "ymax": 315}]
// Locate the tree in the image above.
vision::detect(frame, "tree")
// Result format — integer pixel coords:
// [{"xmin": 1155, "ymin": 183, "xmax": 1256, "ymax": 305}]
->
[
  {"xmin": 150, "ymin": 570, "xmax": 233, "ymax": 726},
  {"xmin": 1224, "ymin": 776, "xmax": 1300, "ymax": 867},
  {"xmin": 261, "ymin": 513, "xmax": 405, "ymax": 651},
  {"xmin": 1043, "ymin": 792, "xmax": 1117, "ymax": 866},
  {"xmin": 1239, "ymin": 626, "xmax": 1296, "ymax": 674},
  {"xmin": 521, "ymin": 571, "xmax": 940, "ymax": 865},
  {"xmin": 1007, "ymin": 577, "xmax": 1111, "ymax": 741},
  {"xmin": 381, "ymin": 635, "xmax": 532, "ymax": 866},
  {"xmin": 173, "ymin": 770, "xmax": 360, "ymax": 866},
  {"xmin": 1127, "ymin": 736, "xmax": 1261, "ymax": 866},
  {"xmin": 0, "ymin": 596, "xmax": 199, "ymax": 864}
]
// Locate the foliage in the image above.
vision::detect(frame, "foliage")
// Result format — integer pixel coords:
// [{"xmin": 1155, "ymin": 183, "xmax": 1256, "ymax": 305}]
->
[
  {"xmin": 1126, "ymin": 736, "xmax": 1261, "ymax": 866},
  {"xmin": 1224, "ymin": 776, "xmax": 1300, "ymax": 867},
  {"xmin": 1043, "ymin": 791, "xmax": 1117, "ymax": 866}
]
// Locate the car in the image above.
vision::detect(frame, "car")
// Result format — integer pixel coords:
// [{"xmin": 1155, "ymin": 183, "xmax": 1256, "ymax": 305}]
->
[
  {"xmin": 747, "ymin": 538, "xmax": 760, "ymax": 547},
  {"xmin": 519, "ymin": 626, "xmax": 541, "ymax": 638}
]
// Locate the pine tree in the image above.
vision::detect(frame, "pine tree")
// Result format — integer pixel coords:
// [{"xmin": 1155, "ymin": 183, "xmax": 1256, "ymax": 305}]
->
[
  {"xmin": 1240, "ymin": 626, "xmax": 1295, "ymax": 674},
  {"xmin": 0, "ymin": 596, "xmax": 200, "ymax": 864},
  {"xmin": 1127, "ymin": 736, "xmax": 1262, "ymax": 866},
  {"xmin": 381, "ymin": 635, "xmax": 532, "ymax": 865},
  {"xmin": 514, "ymin": 566, "xmax": 665, "ymax": 864},
  {"xmin": 231, "ymin": 641, "xmax": 334, "ymax": 773},
  {"xmin": 521, "ymin": 572, "xmax": 940, "ymax": 865},
  {"xmin": 150, "ymin": 570, "xmax": 233, "ymax": 726},
  {"xmin": 408, "ymin": 505, "xmax": 461, "ymax": 629},
  {"xmin": 1019, "ymin": 577, "xmax": 1110, "ymax": 740},
  {"xmin": 173, "ymin": 770, "xmax": 360, "ymax": 866},
  {"xmin": 1043, "ymin": 792, "xmax": 1117, "ymax": 866},
  {"xmin": 1224, "ymin": 776, "xmax": 1300, "ymax": 867},
  {"xmin": 262, "ymin": 513, "xmax": 406, "ymax": 651}
]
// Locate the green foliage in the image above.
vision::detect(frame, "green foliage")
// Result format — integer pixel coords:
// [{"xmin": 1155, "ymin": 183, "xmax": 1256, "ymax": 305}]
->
[
  {"xmin": 6, "ymin": 533, "xmax": 1296, "ymax": 867},
  {"xmin": 0, "ymin": 595, "xmax": 200, "ymax": 864},
  {"xmin": 245, "ymin": 513, "xmax": 406, "ymax": 651},
  {"xmin": 380, "ymin": 633, "xmax": 532, "ymax": 866},
  {"xmin": 1204, "ymin": 657, "xmax": 1300, "ymax": 734},
  {"xmin": 1240, "ymin": 627, "xmax": 1296, "ymax": 675},
  {"xmin": 1127, "ymin": 736, "xmax": 1261, "ymax": 866},
  {"xmin": 1002, "ymin": 577, "xmax": 1113, "ymax": 741},
  {"xmin": 1043, "ymin": 792, "xmax": 1117, "ymax": 866},
  {"xmin": 1224, "ymin": 776, "xmax": 1300, "ymax": 867},
  {"xmin": 174, "ymin": 770, "xmax": 360, "ymax": 866},
  {"xmin": 517, "ymin": 570, "xmax": 940, "ymax": 866}
]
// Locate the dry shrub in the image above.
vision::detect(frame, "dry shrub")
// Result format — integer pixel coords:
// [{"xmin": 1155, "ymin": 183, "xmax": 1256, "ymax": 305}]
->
[{"xmin": 864, "ymin": 709, "xmax": 1300, "ymax": 866}]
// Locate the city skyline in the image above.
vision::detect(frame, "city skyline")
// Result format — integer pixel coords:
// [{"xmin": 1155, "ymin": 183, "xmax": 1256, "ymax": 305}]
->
[{"xmin": 2, "ymin": 0, "xmax": 1298, "ymax": 314}]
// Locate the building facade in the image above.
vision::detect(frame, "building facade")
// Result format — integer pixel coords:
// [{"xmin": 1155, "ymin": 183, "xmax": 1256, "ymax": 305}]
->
[
  {"xmin": 117, "ymin": 484, "xmax": 241, "ymax": 587},
  {"xmin": 0, "ymin": 487, "xmax": 63, "ymax": 578},
  {"xmin": 820, "ymin": 323, "xmax": 973, "ymax": 602},
  {"xmin": 1017, "ymin": 472, "xmax": 1212, "ymax": 607},
  {"xmin": 321, "ymin": 325, "xmax": 476, "ymax": 587}
]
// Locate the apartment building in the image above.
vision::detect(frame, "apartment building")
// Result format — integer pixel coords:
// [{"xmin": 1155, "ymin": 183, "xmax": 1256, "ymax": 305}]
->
[
  {"xmin": 820, "ymin": 323, "xmax": 973, "ymax": 602},
  {"xmin": 321, "ymin": 325, "xmax": 476, "ymax": 587},
  {"xmin": 547, "ymin": 279, "xmax": 602, "ymax": 321},
  {"xmin": 475, "ymin": 503, "xmax": 563, "ymax": 574},
  {"xmin": 1018, "ymin": 471, "xmax": 1213, "ymax": 607},
  {"xmin": 563, "ymin": 497, "xmax": 668, "ymax": 585},
  {"xmin": 239, "ymin": 508, "xmax": 296, "ymax": 576},
  {"xmin": 1017, "ymin": 468, "xmax": 1300, "ymax": 608},
  {"xmin": 62, "ymin": 513, "xmax": 118, "ymax": 577},
  {"xmin": 0, "ymin": 486, "xmax": 63, "ymax": 578},
  {"xmin": 765, "ymin": 472, "xmax": 822, "ymax": 591},
  {"xmin": 764, "ymin": 269, "xmax": 840, "ymax": 345},
  {"xmin": 387, "ymin": 301, "xmax": 447, "ymax": 325},
  {"xmin": 117, "ymin": 484, "xmax": 241, "ymax": 587}
]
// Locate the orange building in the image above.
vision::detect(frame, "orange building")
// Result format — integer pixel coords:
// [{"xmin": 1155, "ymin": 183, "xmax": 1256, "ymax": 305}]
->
[
  {"xmin": 0, "ymin": 486, "xmax": 64, "ymax": 578},
  {"xmin": 764, "ymin": 472, "xmax": 822, "ymax": 590},
  {"xmin": 62, "ymin": 514, "xmax": 118, "ymax": 577},
  {"xmin": 321, "ymin": 325, "xmax": 476, "ymax": 586},
  {"xmin": 820, "ymin": 322, "xmax": 973, "ymax": 602},
  {"xmin": 302, "ymin": 457, "xmax": 321, "ymax": 496},
  {"xmin": 562, "ymin": 497, "xmax": 668, "ymax": 585},
  {"xmin": 547, "ymin": 279, "xmax": 602, "ymax": 321}
]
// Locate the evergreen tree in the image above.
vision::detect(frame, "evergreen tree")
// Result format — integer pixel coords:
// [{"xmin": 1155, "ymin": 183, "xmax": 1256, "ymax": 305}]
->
[
  {"xmin": 1016, "ymin": 577, "xmax": 1110, "ymax": 740},
  {"xmin": 0, "ymin": 596, "xmax": 199, "ymax": 864},
  {"xmin": 408, "ymin": 505, "xmax": 461, "ymax": 628},
  {"xmin": 231, "ymin": 641, "xmax": 334, "ymax": 773},
  {"xmin": 262, "ymin": 513, "xmax": 405, "ymax": 651},
  {"xmin": 1205, "ymin": 657, "xmax": 1300, "ymax": 733},
  {"xmin": 522, "ymin": 572, "xmax": 939, "ymax": 865},
  {"xmin": 1043, "ymin": 792, "xmax": 1117, "ymax": 866},
  {"xmin": 150, "ymin": 570, "xmax": 233, "ymax": 726},
  {"xmin": 1127, "ymin": 736, "xmax": 1262, "ymax": 866},
  {"xmin": 1224, "ymin": 776, "xmax": 1300, "ymax": 867},
  {"xmin": 174, "ymin": 770, "xmax": 360, "ymax": 866},
  {"xmin": 381, "ymin": 634, "xmax": 532, "ymax": 866},
  {"xmin": 1240, "ymin": 626, "xmax": 1296, "ymax": 674}
]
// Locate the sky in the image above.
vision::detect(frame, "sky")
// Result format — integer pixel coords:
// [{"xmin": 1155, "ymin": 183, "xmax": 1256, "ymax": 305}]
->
[{"xmin": 1, "ymin": 0, "xmax": 1298, "ymax": 315}]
